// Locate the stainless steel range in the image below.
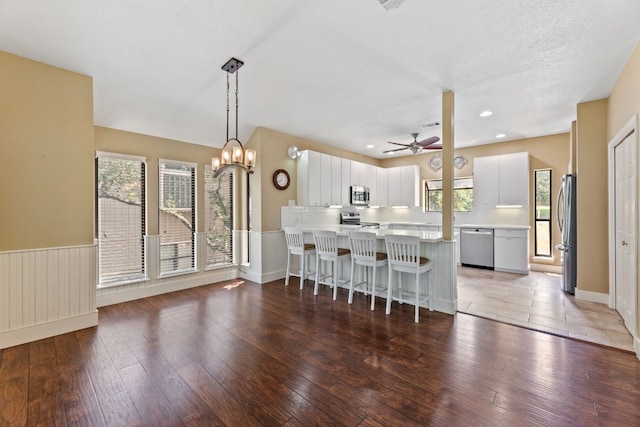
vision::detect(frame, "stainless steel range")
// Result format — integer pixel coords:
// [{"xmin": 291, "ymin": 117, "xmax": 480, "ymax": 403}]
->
[{"xmin": 340, "ymin": 212, "xmax": 379, "ymax": 229}]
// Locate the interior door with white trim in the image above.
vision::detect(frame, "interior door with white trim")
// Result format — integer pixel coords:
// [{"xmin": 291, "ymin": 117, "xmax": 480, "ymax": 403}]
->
[{"xmin": 614, "ymin": 131, "xmax": 636, "ymax": 334}]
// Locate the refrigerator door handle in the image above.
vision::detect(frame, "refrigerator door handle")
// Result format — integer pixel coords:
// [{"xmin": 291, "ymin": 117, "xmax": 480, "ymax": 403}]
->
[{"xmin": 556, "ymin": 183, "xmax": 564, "ymax": 234}]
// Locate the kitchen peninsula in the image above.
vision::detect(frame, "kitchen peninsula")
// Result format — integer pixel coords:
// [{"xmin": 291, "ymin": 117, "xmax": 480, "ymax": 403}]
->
[{"xmin": 284, "ymin": 218, "xmax": 458, "ymax": 315}]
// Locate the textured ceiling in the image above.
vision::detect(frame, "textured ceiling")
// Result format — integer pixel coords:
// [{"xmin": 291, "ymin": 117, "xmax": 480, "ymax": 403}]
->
[{"xmin": 1, "ymin": 0, "xmax": 639, "ymax": 158}]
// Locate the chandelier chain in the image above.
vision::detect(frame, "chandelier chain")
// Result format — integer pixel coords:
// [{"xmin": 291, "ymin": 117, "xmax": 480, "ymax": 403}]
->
[
  {"xmin": 235, "ymin": 70, "xmax": 239, "ymax": 139},
  {"xmin": 225, "ymin": 73, "xmax": 230, "ymax": 142}
]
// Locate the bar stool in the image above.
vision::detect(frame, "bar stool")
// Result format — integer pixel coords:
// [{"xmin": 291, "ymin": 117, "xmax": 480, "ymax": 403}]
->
[
  {"xmin": 313, "ymin": 230, "xmax": 351, "ymax": 300},
  {"xmin": 384, "ymin": 234, "xmax": 433, "ymax": 323},
  {"xmin": 284, "ymin": 227, "xmax": 316, "ymax": 289},
  {"xmin": 348, "ymin": 231, "xmax": 388, "ymax": 310}
]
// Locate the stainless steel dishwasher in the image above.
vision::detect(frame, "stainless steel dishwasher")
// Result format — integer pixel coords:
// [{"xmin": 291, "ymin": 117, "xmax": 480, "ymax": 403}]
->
[{"xmin": 460, "ymin": 228, "xmax": 494, "ymax": 269}]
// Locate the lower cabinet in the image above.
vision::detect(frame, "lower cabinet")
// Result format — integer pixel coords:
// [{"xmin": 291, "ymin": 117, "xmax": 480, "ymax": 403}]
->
[{"xmin": 494, "ymin": 229, "xmax": 529, "ymax": 274}]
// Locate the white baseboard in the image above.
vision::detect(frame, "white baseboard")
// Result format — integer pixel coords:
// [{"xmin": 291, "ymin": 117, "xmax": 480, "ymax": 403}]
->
[
  {"xmin": 433, "ymin": 298, "xmax": 456, "ymax": 315},
  {"xmin": 530, "ymin": 263, "xmax": 562, "ymax": 274},
  {"xmin": 239, "ymin": 267, "xmax": 285, "ymax": 285},
  {"xmin": 97, "ymin": 269, "xmax": 237, "ymax": 307},
  {"xmin": 575, "ymin": 288, "xmax": 609, "ymax": 304},
  {"xmin": 0, "ymin": 311, "xmax": 99, "ymax": 350}
]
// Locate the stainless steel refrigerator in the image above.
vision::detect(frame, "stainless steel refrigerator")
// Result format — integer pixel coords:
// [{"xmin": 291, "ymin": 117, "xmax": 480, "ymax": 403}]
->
[{"xmin": 556, "ymin": 174, "xmax": 577, "ymax": 294}]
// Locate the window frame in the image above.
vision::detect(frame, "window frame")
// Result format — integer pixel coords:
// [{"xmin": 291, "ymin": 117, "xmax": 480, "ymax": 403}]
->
[
  {"xmin": 158, "ymin": 159, "xmax": 197, "ymax": 276},
  {"xmin": 204, "ymin": 165, "xmax": 235, "ymax": 268},
  {"xmin": 424, "ymin": 177, "xmax": 474, "ymax": 212},
  {"xmin": 95, "ymin": 151, "xmax": 147, "ymax": 288},
  {"xmin": 534, "ymin": 169, "xmax": 552, "ymax": 257}
]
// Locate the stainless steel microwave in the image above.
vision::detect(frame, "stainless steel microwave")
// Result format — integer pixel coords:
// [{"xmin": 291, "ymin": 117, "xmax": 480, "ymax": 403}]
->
[{"xmin": 350, "ymin": 186, "xmax": 370, "ymax": 206}]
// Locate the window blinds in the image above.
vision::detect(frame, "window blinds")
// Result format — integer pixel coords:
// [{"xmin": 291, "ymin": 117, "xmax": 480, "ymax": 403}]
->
[
  {"xmin": 159, "ymin": 161, "xmax": 196, "ymax": 274},
  {"xmin": 204, "ymin": 166, "xmax": 234, "ymax": 267},
  {"xmin": 96, "ymin": 155, "xmax": 146, "ymax": 284}
]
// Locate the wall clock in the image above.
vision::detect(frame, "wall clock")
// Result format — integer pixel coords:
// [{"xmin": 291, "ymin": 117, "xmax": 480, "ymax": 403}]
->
[{"xmin": 273, "ymin": 169, "xmax": 290, "ymax": 190}]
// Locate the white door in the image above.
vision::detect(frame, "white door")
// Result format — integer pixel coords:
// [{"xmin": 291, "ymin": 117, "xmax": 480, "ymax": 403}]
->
[{"xmin": 614, "ymin": 131, "xmax": 636, "ymax": 334}]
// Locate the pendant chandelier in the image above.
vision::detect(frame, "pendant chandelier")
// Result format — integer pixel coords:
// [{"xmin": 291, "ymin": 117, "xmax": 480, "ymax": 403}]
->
[{"xmin": 212, "ymin": 57, "xmax": 256, "ymax": 177}]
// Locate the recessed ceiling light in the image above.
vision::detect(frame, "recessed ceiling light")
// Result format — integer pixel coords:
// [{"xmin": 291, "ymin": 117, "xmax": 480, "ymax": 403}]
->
[
  {"xmin": 366, "ymin": 144, "xmax": 374, "ymax": 149},
  {"xmin": 420, "ymin": 121, "xmax": 441, "ymax": 129},
  {"xmin": 480, "ymin": 111, "xmax": 493, "ymax": 117},
  {"xmin": 496, "ymin": 133, "xmax": 506, "ymax": 138},
  {"xmin": 387, "ymin": 151, "xmax": 395, "ymax": 155}
]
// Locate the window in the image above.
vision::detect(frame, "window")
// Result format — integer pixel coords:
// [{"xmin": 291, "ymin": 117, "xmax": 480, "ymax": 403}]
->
[
  {"xmin": 425, "ymin": 178, "xmax": 473, "ymax": 212},
  {"xmin": 96, "ymin": 153, "xmax": 146, "ymax": 285},
  {"xmin": 159, "ymin": 160, "xmax": 196, "ymax": 274},
  {"xmin": 204, "ymin": 166, "xmax": 234, "ymax": 267},
  {"xmin": 534, "ymin": 169, "xmax": 552, "ymax": 256}
]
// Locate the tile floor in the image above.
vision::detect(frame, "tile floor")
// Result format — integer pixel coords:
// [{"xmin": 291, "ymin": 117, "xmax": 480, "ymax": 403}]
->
[{"xmin": 456, "ymin": 266, "xmax": 635, "ymax": 351}]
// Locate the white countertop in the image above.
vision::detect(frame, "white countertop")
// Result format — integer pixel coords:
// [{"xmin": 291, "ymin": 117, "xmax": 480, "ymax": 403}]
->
[
  {"xmin": 299, "ymin": 224, "xmax": 448, "ymax": 243},
  {"xmin": 457, "ymin": 224, "xmax": 530, "ymax": 230},
  {"xmin": 380, "ymin": 221, "xmax": 530, "ymax": 230}
]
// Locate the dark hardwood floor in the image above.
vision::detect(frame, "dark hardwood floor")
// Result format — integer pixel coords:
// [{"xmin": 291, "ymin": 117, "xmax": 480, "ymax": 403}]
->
[{"xmin": 2, "ymin": 277, "xmax": 640, "ymax": 426}]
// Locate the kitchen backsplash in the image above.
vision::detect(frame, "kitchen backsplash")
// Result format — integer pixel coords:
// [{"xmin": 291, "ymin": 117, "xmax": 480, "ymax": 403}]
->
[{"xmin": 281, "ymin": 205, "xmax": 529, "ymax": 228}]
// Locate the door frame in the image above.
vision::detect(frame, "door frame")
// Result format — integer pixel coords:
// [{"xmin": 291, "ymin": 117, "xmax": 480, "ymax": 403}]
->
[{"xmin": 608, "ymin": 114, "xmax": 638, "ymax": 337}]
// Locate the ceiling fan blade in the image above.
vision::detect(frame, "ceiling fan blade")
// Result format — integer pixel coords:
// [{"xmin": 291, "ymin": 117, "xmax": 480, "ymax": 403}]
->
[
  {"xmin": 417, "ymin": 136, "xmax": 440, "ymax": 147},
  {"xmin": 386, "ymin": 141, "xmax": 411, "ymax": 147},
  {"xmin": 383, "ymin": 147, "xmax": 408, "ymax": 153},
  {"xmin": 422, "ymin": 143, "xmax": 443, "ymax": 150}
]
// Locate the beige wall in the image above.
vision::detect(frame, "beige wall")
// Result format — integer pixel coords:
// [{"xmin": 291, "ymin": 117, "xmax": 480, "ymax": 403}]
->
[
  {"xmin": 94, "ymin": 126, "xmax": 217, "ymax": 235},
  {"xmin": 608, "ymin": 43, "xmax": 640, "ymax": 140},
  {"xmin": 576, "ymin": 99, "xmax": 609, "ymax": 294},
  {"xmin": 608, "ymin": 41, "xmax": 640, "ymax": 335},
  {"xmin": 247, "ymin": 127, "xmax": 382, "ymax": 232},
  {"xmin": 0, "ymin": 51, "xmax": 94, "ymax": 251}
]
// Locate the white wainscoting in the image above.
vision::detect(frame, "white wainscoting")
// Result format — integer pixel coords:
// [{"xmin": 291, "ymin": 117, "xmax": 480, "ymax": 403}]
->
[
  {"xmin": 240, "ymin": 231, "xmax": 288, "ymax": 284},
  {"xmin": 0, "ymin": 244, "xmax": 98, "ymax": 349},
  {"xmin": 96, "ymin": 233, "xmax": 238, "ymax": 307}
]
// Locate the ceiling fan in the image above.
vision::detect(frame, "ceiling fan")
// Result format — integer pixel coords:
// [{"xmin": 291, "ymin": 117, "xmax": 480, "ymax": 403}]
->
[{"xmin": 383, "ymin": 132, "xmax": 441, "ymax": 154}]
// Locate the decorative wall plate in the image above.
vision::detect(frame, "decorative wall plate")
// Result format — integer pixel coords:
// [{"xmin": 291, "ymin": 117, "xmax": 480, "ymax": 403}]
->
[{"xmin": 429, "ymin": 154, "xmax": 443, "ymax": 172}]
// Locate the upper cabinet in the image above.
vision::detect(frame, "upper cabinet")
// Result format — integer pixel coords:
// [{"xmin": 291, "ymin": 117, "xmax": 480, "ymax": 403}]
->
[
  {"xmin": 474, "ymin": 152, "xmax": 529, "ymax": 208},
  {"xmin": 297, "ymin": 150, "xmax": 420, "ymax": 207},
  {"xmin": 387, "ymin": 165, "xmax": 420, "ymax": 207},
  {"xmin": 373, "ymin": 167, "xmax": 388, "ymax": 207},
  {"xmin": 498, "ymin": 152, "xmax": 529, "ymax": 207},
  {"xmin": 297, "ymin": 150, "xmax": 344, "ymax": 206}
]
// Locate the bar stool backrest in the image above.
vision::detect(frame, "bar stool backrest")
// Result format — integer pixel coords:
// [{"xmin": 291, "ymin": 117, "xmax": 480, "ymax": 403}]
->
[
  {"xmin": 349, "ymin": 231, "xmax": 378, "ymax": 262},
  {"xmin": 385, "ymin": 234, "xmax": 421, "ymax": 272}
]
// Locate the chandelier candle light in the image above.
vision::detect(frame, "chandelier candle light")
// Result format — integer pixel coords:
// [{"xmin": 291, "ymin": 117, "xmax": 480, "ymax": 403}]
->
[{"xmin": 212, "ymin": 57, "xmax": 256, "ymax": 177}]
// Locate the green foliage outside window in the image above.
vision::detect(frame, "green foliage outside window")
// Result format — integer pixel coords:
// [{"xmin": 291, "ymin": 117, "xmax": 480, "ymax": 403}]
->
[{"xmin": 425, "ymin": 178, "xmax": 473, "ymax": 212}]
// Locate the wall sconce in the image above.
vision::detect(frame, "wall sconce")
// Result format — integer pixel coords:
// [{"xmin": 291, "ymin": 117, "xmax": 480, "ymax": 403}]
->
[{"xmin": 288, "ymin": 145, "xmax": 301, "ymax": 159}]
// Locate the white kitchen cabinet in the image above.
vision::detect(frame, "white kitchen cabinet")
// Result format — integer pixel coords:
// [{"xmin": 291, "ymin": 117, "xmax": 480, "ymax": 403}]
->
[
  {"xmin": 297, "ymin": 150, "xmax": 321, "ymax": 206},
  {"xmin": 473, "ymin": 155, "xmax": 500, "ymax": 208},
  {"xmin": 297, "ymin": 150, "xmax": 334, "ymax": 206},
  {"xmin": 494, "ymin": 228, "xmax": 529, "ymax": 274},
  {"xmin": 498, "ymin": 152, "xmax": 529, "ymax": 207},
  {"xmin": 402, "ymin": 165, "xmax": 420, "ymax": 207},
  {"xmin": 298, "ymin": 150, "xmax": 419, "ymax": 207},
  {"xmin": 375, "ymin": 167, "xmax": 388, "ymax": 207},
  {"xmin": 330, "ymin": 155, "xmax": 342, "ymax": 205},
  {"xmin": 473, "ymin": 152, "xmax": 529, "ymax": 209},
  {"xmin": 341, "ymin": 158, "xmax": 351, "ymax": 205},
  {"xmin": 387, "ymin": 165, "xmax": 420, "ymax": 207},
  {"xmin": 320, "ymin": 153, "xmax": 332, "ymax": 206},
  {"xmin": 387, "ymin": 167, "xmax": 402, "ymax": 206},
  {"xmin": 351, "ymin": 160, "xmax": 364, "ymax": 186}
]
